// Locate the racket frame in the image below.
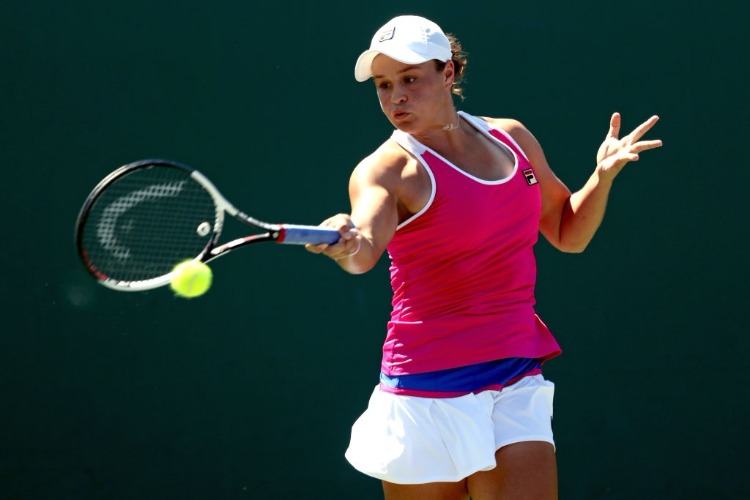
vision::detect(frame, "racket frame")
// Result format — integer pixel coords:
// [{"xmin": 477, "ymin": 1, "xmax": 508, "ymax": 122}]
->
[{"xmin": 75, "ymin": 159, "xmax": 339, "ymax": 292}]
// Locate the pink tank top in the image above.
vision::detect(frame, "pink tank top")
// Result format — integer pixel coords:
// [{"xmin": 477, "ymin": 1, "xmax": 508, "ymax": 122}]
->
[{"xmin": 382, "ymin": 112, "xmax": 561, "ymax": 376}]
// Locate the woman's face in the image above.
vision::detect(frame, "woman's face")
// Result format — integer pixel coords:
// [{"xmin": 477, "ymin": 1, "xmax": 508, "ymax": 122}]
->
[{"xmin": 371, "ymin": 55, "xmax": 453, "ymax": 134}]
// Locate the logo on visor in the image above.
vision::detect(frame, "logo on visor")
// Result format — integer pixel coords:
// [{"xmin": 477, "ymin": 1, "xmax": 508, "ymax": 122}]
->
[{"xmin": 379, "ymin": 27, "xmax": 396, "ymax": 42}]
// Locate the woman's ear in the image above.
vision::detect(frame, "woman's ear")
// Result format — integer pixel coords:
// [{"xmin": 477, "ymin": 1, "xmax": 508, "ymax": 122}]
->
[{"xmin": 443, "ymin": 60, "xmax": 456, "ymax": 89}]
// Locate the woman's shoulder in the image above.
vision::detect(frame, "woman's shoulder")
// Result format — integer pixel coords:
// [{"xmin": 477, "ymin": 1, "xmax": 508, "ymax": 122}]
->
[
  {"xmin": 476, "ymin": 115, "xmax": 528, "ymax": 135},
  {"xmin": 478, "ymin": 115, "xmax": 541, "ymax": 151},
  {"xmin": 464, "ymin": 114, "xmax": 544, "ymax": 166},
  {"xmin": 354, "ymin": 138, "xmax": 413, "ymax": 180}
]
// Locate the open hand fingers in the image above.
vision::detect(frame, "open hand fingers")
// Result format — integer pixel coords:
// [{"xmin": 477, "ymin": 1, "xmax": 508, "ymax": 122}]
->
[
  {"xmin": 630, "ymin": 139, "xmax": 663, "ymax": 154},
  {"xmin": 607, "ymin": 112, "xmax": 622, "ymax": 139},
  {"xmin": 626, "ymin": 115, "xmax": 662, "ymax": 153},
  {"xmin": 624, "ymin": 115, "xmax": 660, "ymax": 143}
]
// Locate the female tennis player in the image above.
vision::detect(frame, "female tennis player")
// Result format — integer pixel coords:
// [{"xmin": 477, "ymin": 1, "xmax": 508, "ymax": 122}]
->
[{"xmin": 307, "ymin": 15, "xmax": 662, "ymax": 499}]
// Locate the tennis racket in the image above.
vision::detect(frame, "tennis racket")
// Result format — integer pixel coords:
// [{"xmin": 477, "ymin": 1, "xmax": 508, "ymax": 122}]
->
[{"xmin": 75, "ymin": 158, "xmax": 340, "ymax": 292}]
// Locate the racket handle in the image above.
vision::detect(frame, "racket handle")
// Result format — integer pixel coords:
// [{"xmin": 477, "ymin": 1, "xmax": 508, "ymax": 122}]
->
[{"xmin": 278, "ymin": 225, "xmax": 341, "ymax": 245}]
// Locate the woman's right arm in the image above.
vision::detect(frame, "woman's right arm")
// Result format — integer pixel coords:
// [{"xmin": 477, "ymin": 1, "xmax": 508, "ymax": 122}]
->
[{"xmin": 306, "ymin": 146, "xmax": 405, "ymax": 274}]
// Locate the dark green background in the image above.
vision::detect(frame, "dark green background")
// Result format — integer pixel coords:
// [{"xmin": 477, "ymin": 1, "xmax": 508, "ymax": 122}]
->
[{"xmin": 2, "ymin": 1, "xmax": 747, "ymax": 498}]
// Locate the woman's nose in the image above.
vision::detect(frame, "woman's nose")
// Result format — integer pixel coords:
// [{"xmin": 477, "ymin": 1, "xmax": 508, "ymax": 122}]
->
[{"xmin": 391, "ymin": 90, "xmax": 407, "ymax": 104}]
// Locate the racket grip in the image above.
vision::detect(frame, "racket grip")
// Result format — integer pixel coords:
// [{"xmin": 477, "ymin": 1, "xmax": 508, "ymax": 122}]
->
[{"xmin": 278, "ymin": 225, "xmax": 341, "ymax": 245}]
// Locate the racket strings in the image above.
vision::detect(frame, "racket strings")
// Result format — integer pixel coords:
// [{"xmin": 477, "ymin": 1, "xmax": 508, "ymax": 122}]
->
[{"xmin": 81, "ymin": 166, "xmax": 218, "ymax": 284}]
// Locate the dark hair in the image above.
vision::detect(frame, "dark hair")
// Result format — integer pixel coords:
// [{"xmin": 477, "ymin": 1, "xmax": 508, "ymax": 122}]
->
[{"xmin": 436, "ymin": 33, "xmax": 468, "ymax": 99}]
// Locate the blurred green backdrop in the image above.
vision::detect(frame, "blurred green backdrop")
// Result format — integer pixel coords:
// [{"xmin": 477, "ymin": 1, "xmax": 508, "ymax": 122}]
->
[{"xmin": 1, "ymin": 1, "xmax": 748, "ymax": 498}]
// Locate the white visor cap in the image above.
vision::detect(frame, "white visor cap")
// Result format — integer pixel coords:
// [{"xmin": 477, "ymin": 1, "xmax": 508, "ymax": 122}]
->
[{"xmin": 354, "ymin": 15, "xmax": 452, "ymax": 82}]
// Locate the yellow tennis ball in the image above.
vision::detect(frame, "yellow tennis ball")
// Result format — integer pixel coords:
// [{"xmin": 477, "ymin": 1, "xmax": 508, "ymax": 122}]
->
[{"xmin": 169, "ymin": 260, "xmax": 213, "ymax": 298}]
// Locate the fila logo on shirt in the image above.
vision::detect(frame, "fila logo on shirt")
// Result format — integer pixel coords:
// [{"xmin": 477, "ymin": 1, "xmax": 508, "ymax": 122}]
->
[{"xmin": 523, "ymin": 168, "xmax": 538, "ymax": 186}]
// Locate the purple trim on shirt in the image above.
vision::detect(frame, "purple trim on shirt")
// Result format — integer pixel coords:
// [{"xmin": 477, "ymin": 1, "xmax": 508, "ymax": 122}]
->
[{"xmin": 379, "ymin": 357, "xmax": 542, "ymax": 398}]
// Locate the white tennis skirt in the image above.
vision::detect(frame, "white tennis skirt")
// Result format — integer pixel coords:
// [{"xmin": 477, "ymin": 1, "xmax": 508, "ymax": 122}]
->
[{"xmin": 344, "ymin": 374, "xmax": 555, "ymax": 484}]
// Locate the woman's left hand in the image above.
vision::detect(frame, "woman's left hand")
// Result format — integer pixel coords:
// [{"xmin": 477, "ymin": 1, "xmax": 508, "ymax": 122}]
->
[{"xmin": 596, "ymin": 113, "xmax": 663, "ymax": 179}]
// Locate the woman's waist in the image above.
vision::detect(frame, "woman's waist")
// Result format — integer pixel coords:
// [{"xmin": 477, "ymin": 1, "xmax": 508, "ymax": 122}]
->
[
  {"xmin": 379, "ymin": 357, "xmax": 543, "ymax": 398},
  {"xmin": 383, "ymin": 313, "xmax": 560, "ymax": 375}
]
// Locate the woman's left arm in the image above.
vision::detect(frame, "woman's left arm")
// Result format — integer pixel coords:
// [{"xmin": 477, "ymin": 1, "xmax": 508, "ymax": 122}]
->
[{"xmin": 503, "ymin": 113, "xmax": 662, "ymax": 253}]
